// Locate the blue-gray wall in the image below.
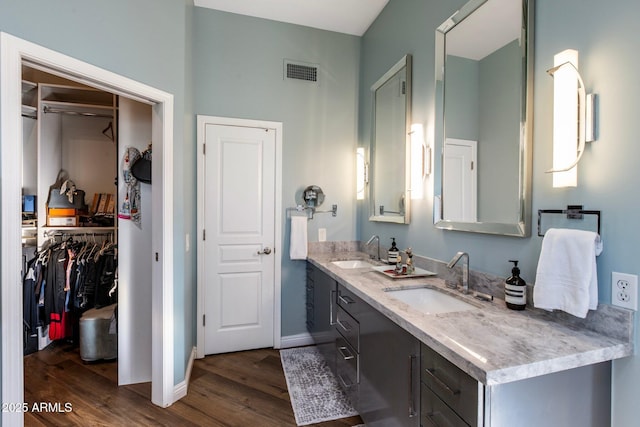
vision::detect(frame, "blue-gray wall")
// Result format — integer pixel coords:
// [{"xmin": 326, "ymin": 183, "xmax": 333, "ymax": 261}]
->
[
  {"xmin": 359, "ymin": 0, "xmax": 640, "ymax": 426},
  {"xmin": 0, "ymin": 0, "xmax": 196, "ymax": 386},
  {"xmin": 193, "ymin": 9, "xmax": 360, "ymax": 336}
]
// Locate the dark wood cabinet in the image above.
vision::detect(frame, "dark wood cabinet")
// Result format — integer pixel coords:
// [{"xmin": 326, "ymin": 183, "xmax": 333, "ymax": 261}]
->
[{"xmin": 306, "ymin": 264, "xmax": 337, "ymax": 374}]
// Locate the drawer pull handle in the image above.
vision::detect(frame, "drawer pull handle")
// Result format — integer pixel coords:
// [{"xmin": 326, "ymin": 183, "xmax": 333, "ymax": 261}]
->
[
  {"xmin": 338, "ymin": 346, "xmax": 354, "ymax": 361},
  {"xmin": 336, "ymin": 318, "xmax": 352, "ymax": 333},
  {"xmin": 329, "ymin": 289, "xmax": 336, "ymax": 326},
  {"xmin": 425, "ymin": 411, "xmax": 444, "ymax": 427},
  {"xmin": 408, "ymin": 354, "xmax": 417, "ymax": 418},
  {"xmin": 425, "ymin": 368, "xmax": 460, "ymax": 396},
  {"xmin": 337, "ymin": 373, "xmax": 355, "ymax": 388},
  {"xmin": 338, "ymin": 294, "xmax": 355, "ymax": 305}
]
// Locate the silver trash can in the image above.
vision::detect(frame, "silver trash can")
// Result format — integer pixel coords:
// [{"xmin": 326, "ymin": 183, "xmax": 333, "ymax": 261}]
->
[{"xmin": 79, "ymin": 304, "xmax": 117, "ymax": 362}]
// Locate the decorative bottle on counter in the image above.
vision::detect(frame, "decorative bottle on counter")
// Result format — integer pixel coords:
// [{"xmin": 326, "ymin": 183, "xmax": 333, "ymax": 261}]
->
[
  {"xmin": 505, "ymin": 260, "xmax": 526, "ymax": 310},
  {"xmin": 387, "ymin": 238, "xmax": 399, "ymax": 264},
  {"xmin": 405, "ymin": 247, "xmax": 414, "ymax": 274}
]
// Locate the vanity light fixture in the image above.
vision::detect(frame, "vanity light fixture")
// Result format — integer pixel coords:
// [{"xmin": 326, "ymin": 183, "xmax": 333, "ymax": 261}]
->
[
  {"xmin": 410, "ymin": 123, "xmax": 429, "ymax": 199},
  {"xmin": 356, "ymin": 147, "xmax": 367, "ymax": 200},
  {"xmin": 547, "ymin": 49, "xmax": 596, "ymax": 188}
]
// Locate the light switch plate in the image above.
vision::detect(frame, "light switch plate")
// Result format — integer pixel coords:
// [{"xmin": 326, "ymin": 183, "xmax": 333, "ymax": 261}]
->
[
  {"xmin": 612, "ymin": 272, "xmax": 638, "ymax": 311},
  {"xmin": 318, "ymin": 228, "xmax": 327, "ymax": 242}
]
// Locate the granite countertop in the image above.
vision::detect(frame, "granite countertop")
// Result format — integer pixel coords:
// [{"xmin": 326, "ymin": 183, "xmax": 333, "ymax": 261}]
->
[{"xmin": 307, "ymin": 251, "xmax": 634, "ymax": 386}]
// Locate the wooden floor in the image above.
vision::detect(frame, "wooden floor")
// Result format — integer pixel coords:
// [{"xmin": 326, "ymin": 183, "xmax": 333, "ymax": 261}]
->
[{"xmin": 24, "ymin": 342, "xmax": 363, "ymax": 426}]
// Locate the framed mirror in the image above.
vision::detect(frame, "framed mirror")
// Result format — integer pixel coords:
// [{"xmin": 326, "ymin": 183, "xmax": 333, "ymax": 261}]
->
[
  {"xmin": 369, "ymin": 54, "xmax": 412, "ymax": 224},
  {"xmin": 434, "ymin": 0, "xmax": 533, "ymax": 236}
]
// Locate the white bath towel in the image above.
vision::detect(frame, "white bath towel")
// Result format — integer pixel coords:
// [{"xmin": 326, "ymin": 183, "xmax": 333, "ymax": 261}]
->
[
  {"xmin": 289, "ymin": 215, "xmax": 308, "ymax": 260},
  {"xmin": 533, "ymin": 228, "xmax": 603, "ymax": 318}
]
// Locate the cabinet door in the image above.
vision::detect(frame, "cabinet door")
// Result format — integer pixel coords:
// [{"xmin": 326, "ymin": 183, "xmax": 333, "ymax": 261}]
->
[
  {"xmin": 359, "ymin": 303, "xmax": 420, "ymax": 427},
  {"xmin": 305, "ymin": 264, "xmax": 315, "ymax": 332},
  {"xmin": 307, "ymin": 264, "xmax": 337, "ymax": 374}
]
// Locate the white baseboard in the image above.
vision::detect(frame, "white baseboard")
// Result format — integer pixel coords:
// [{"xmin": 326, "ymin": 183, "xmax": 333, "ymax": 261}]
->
[
  {"xmin": 173, "ymin": 346, "xmax": 197, "ymax": 402},
  {"xmin": 280, "ymin": 332, "xmax": 314, "ymax": 349}
]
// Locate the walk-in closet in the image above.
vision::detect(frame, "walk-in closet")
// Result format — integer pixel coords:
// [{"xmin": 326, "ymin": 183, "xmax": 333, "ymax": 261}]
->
[{"xmin": 21, "ymin": 64, "xmax": 154, "ymax": 388}]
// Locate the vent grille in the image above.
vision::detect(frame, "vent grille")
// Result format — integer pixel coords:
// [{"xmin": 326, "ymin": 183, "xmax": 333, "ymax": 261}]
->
[{"xmin": 285, "ymin": 61, "xmax": 319, "ymax": 83}]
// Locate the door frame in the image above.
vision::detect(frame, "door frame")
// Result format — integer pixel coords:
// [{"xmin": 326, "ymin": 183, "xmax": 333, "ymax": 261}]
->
[
  {"xmin": 195, "ymin": 115, "xmax": 282, "ymax": 359},
  {"xmin": 443, "ymin": 138, "xmax": 478, "ymax": 222},
  {"xmin": 1, "ymin": 32, "xmax": 176, "ymax": 421}
]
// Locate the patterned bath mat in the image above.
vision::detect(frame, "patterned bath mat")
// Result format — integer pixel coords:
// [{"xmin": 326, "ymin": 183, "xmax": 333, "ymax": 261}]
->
[{"xmin": 280, "ymin": 346, "xmax": 358, "ymax": 426}]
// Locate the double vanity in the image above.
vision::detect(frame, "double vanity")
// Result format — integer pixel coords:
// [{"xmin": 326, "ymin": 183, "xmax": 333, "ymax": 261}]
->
[{"xmin": 306, "ymin": 250, "xmax": 633, "ymax": 427}]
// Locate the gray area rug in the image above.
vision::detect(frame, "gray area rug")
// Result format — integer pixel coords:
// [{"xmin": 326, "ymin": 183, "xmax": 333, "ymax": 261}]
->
[{"xmin": 280, "ymin": 346, "xmax": 358, "ymax": 426}]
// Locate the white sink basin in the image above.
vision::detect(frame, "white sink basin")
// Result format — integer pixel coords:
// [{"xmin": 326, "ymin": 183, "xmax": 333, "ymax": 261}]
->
[
  {"xmin": 331, "ymin": 260, "xmax": 375, "ymax": 269},
  {"xmin": 385, "ymin": 287, "xmax": 477, "ymax": 314}
]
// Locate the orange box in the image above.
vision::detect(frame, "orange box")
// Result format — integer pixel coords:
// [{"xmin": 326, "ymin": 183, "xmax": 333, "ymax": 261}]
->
[{"xmin": 48, "ymin": 208, "xmax": 77, "ymax": 217}]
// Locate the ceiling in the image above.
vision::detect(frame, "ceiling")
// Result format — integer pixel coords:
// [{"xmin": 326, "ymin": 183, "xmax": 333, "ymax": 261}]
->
[
  {"xmin": 445, "ymin": 0, "xmax": 521, "ymax": 61},
  {"xmin": 194, "ymin": 0, "xmax": 390, "ymax": 36}
]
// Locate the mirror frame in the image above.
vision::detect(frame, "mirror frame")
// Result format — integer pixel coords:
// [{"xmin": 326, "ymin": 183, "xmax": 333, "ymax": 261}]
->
[
  {"xmin": 369, "ymin": 54, "xmax": 412, "ymax": 224},
  {"xmin": 434, "ymin": 0, "xmax": 533, "ymax": 237}
]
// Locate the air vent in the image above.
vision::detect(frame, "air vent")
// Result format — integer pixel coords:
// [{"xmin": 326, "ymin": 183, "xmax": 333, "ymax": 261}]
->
[{"xmin": 284, "ymin": 60, "xmax": 319, "ymax": 84}]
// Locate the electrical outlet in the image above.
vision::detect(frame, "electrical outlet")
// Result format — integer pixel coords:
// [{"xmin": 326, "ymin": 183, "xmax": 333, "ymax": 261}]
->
[
  {"xmin": 318, "ymin": 228, "xmax": 327, "ymax": 242},
  {"xmin": 612, "ymin": 272, "xmax": 638, "ymax": 311}
]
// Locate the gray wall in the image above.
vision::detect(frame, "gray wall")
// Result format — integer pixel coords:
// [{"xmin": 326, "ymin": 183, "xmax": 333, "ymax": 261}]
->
[
  {"xmin": 477, "ymin": 40, "xmax": 521, "ymax": 222},
  {"xmin": 193, "ymin": 8, "xmax": 360, "ymax": 336},
  {"xmin": 359, "ymin": 0, "xmax": 640, "ymax": 426},
  {"xmin": 0, "ymin": 0, "xmax": 196, "ymax": 386}
]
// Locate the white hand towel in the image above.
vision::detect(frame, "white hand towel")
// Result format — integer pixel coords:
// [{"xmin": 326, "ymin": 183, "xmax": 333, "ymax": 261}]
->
[
  {"xmin": 289, "ymin": 215, "xmax": 308, "ymax": 260},
  {"xmin": 533, "ymin": 228, "xmax": 603, "ymax": 318}
]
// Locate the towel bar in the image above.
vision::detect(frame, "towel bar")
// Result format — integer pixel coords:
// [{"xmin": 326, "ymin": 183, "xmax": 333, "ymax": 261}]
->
[
  {"xmin": 537, "ymin": 205, "xmax": 601, "ymax": 237},
  {"xmin": 286, "ymin": 204, "xmax": 337, "ymax": 219}
]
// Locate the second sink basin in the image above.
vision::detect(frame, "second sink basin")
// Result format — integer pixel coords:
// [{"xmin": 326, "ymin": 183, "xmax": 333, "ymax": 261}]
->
[
  {"xmin": 385, "ymin": 287, "xmax": 477, "ymax": 314},
  {"xmin": 331, "ymin": 260, "xmax": 375, "ymax": 269}
]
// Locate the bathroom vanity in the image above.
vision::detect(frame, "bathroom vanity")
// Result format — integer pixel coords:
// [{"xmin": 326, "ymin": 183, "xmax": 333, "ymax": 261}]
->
[{"xmin": 306, "ymin": 251, "xmax": 633, "ymax": 427}]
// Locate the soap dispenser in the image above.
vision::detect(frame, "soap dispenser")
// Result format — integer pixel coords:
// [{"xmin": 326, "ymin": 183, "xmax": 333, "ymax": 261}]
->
[
  {"xmin": 387, "ymin": 238, "xmax": 399, "ymax": 264},
  {"xmin": 505, "ymin": 260, "xmax": 526, "ymax": 310}
]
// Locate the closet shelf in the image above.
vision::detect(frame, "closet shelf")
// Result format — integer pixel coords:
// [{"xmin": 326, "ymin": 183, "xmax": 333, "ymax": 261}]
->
[
  {"xmin": 22, "ymin": 79, "xmax": 37, "ymax": 93},
  {"xmin": 40, "ymin": 83, "xmax": 114, "ymax": 106},
  {"xmin": 42, "ymin": 100, "xmax": 115, "ymax": 111},
  {"xmin": 42, "ymin": 226, "xmax": 116, "ymax": 233}
]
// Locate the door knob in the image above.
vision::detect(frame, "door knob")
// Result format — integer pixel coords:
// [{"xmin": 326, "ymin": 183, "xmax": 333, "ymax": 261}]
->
[{"xmin": 257, "ymin": 247, "xmax": 272, "ymax": 255}]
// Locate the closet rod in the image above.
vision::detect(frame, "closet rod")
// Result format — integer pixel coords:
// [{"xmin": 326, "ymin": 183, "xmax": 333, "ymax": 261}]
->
[{"xmin": 43, "ymin": 105, "xmax": 113, "ymax": 119}]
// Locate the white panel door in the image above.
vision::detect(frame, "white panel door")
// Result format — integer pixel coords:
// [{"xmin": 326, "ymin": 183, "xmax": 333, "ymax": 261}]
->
[
  {"xmin": 443, "ymin": 138, "xmax": 477, "ymax": 222},
  {"xmin": 203, "ymin": 123, "xmax": 276, "ymax": 355}
]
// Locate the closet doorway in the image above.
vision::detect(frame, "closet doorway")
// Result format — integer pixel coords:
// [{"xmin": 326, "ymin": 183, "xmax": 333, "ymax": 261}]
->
[{"xmin": 1, "ymin": 33, "xmax": 176, "ymax": 425}]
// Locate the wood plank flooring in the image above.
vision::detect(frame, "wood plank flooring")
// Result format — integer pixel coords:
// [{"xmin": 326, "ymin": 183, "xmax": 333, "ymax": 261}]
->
[{"xmin": 24, "ymin": 342, "xmax": 363, "ymax": 427}]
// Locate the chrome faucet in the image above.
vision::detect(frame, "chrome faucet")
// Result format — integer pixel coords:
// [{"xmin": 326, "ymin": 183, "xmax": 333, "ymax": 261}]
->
[
  {"xmin": 366, "ymin": 235, "xmax": 380, "ymax": 261},
  {"xmin": 447, "ymin": 251, "xmax": 470, "ymax": 294}
]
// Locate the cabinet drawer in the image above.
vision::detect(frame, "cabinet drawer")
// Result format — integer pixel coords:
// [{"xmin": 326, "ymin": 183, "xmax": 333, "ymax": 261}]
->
[
  {"xmin": 421, "ymin": 385, "xmax": 470, "ymax": 427},
  {"xmin": 336, "ymin": 284, "xmax": 366, "ymax": 316},
  {"xmin": 421, "ymin": 344, "xmax": 479, "ymax": 426},
  {"xmin": 336, "ymin": 305, "xmax": 359, "ymax": 352},
  {"xmin": 335, "ymin": 334, "xmax": 359, "ymax": 410}
]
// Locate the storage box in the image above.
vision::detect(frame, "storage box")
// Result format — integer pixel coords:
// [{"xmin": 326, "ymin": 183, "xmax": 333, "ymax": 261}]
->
[
  {"xmin": 47, "ymin": 215, "xmax": 79, "ymax": 227},
  {"xmin": 48, "ymin": 208, "xmax": 77, "ymax": 217},
  {"xmin": 23, "ymin": 195, "xmax": 36, "ymax": 213}
]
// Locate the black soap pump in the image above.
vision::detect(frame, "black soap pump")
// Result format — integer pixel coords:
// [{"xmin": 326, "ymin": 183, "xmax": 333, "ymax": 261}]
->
[
  {"xmin": 505, "ymin": 260, "xmax": 526, "ymax": 310},
  {"xmin": 387, "ymin": 238, "xmax": 399, "ymax": 264}
]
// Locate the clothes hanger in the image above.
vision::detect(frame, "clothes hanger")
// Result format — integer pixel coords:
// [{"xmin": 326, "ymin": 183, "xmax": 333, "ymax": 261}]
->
[{"xmin": 102, "ymin": 121, "xmax": 114, "ymax": 142}]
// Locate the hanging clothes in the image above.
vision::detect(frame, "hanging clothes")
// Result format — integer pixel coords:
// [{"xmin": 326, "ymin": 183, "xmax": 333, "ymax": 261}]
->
[{"xmin": 22, "ymin": 235, "xmax": 118, "ymax": 345}]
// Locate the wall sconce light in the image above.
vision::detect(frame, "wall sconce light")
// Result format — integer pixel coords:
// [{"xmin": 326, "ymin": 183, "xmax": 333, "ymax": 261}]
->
[
  {"xmin": 410, "ymin": 123, "xmax": 430, "ymax": 199},
  {"xmin": 547, "ymin": 49, "xmax": 596, "ymax": 188},
  {"xmin": 356, "ymin": 147, "xmax": 367, "ymax": 200}
]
